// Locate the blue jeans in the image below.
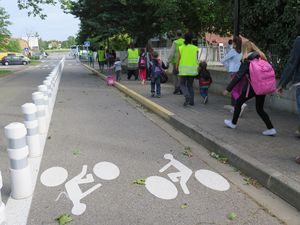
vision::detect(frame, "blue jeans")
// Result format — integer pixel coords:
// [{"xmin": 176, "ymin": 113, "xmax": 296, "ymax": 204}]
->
[
  {"xmin": 151, "ymin": 76, "xmax": 161, "ymax": 95},
  {"xmin": 200, "ymin": 87, "xmax": 208, "ymax": 98}
]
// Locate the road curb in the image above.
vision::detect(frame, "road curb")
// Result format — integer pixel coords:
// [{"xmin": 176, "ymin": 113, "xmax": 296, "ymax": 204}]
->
[{"xmin": 82, "ymin": 63, "xmax": 300, "ymax": 211}]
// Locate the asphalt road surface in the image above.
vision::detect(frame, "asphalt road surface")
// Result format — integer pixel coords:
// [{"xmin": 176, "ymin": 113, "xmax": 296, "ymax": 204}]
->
[{"xmin": 0, "ymin": 54, "xmax": 290, "ymax": 225}]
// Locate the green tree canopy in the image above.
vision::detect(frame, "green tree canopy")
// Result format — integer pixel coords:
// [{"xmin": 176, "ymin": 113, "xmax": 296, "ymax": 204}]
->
[{"xmin": 0, "ymin": 6, "xmax": 11, "ymax": 51}]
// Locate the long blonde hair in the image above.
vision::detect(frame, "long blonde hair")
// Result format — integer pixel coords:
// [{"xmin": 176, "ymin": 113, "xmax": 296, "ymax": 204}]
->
[{"xmin": 242, "ymin": 41, "xmax": 267, "ymax": 61}]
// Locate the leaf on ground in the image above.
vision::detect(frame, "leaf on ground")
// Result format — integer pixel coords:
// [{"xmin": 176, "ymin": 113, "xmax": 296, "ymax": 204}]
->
[
  {"xmin": 48, "ymin": 136, "xmax": 51, "ymax": 140},
  {"xmin": 227, "ymin": 212, "xmax": 237, "ymax": 220},
  {"xmin": 133, "ymin": 178, "xmax": 146, "ymax": 185},
  {"xmin": 72, "ymin": 149, "xmax": 81, "ymax": 156},
  {"xmin": 55, "ymin": 214, "xmax": 73, "ymax": 225},
  {"xmin": 182, "ymin": 147, "xmax": 193, "ymax": 157},
  {"xmin": 180, "ymin": 203, "xmax": 188, "ymax": 209},
  {"xmin": 210, "ymin": 152, "xmax": 228, "ymax": 164}
]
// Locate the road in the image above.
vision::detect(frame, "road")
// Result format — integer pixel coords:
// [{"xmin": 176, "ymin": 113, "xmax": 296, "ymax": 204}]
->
[{"xmin": 0, "ymin": 54, "xmax": 293, "ymax": 224}]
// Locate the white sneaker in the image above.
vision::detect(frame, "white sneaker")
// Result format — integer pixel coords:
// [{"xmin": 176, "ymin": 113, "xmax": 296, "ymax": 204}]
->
[
  {"xmin": 224, "ymin": 119, "xmax": 237, "ymax": 129},
  {"xmin": 239, "ymin": 103, "xmax": 247, "ymax": 117},
  {"xmin": 262, "ymin": 128, "xmax": 277, "ymax": 136}
]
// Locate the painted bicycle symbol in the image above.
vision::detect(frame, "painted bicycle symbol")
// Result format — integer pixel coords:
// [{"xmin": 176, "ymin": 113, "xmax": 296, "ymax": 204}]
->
[
  {"xmin": 145, "ymin": 154, "xmax": 230, "ymax": 200},
  {"xmin": 40, "ymin": 161, "xmax": 120, "ymax": 215}
]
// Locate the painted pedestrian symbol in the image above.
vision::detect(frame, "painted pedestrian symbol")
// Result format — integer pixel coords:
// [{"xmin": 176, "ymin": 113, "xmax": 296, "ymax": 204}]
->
[
  {"xmin": 145, "ymin": 154, "xmax": 230, "ymax": 200},
  {"xmin": 40, "ymin": 162, "xmax": 120, "ymax": 215}
]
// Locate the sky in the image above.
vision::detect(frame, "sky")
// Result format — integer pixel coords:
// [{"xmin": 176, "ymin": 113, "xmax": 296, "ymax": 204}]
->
[{"xmin": 1, "ymin": 0, "xmax": 80, "ymax": 41}]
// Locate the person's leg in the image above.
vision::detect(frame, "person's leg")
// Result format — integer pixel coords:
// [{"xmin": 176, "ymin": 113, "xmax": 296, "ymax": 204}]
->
[
  {"xmin": 172, "ymin": 65, "xmax": 180, "ymax": 93},
  {"xmin": 134, "ymin": 69, "xmax": 138, "ymax": 80},
  {"xmin": 127, "ymin": 69, "xmax": 132, "ymax": 80},
  {"xmin": 156, "ymin": 77, "xmax": 161, "ymax": 97},
  {"xmin": 255, "ymin": 95, "xmax": 274, "ymax": 129},
  {"xmin": 150, "ymin": 76, "xmax": 155, "ymax": 96},
  {"xmin": 116, "ymin": 71, "xmax": 120, "ymax": 81},
  {"xmin": 296, "ymin": 87, "xmax": 300, "ymax": 133},
  {"xmin": 232, "ymin": 90, "xmax": 255, "ymax": 125},
  {"xmin": 200, "ymin": 88, "xmax": 206, "ymax": 98},
  {"xmin": 187, "ymin": 77, "xmax": 195, "ymax": 105}
]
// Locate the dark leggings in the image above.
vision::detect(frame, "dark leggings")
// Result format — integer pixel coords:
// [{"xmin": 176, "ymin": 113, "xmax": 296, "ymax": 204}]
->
[{"xmin": 232, "ymin": 88, "xmax": 274, "ymax": 129}]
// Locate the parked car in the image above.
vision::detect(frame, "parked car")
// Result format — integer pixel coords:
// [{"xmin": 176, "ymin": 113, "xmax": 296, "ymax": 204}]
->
[{"xmin": 1, "ymin": 55, "xmax": 30, "ymax": 65}]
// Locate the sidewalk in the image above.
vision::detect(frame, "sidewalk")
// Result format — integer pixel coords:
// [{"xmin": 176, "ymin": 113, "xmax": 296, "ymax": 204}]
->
[{"xmin": 84, "ymin": 62, "xmax": 300, "ymax": 211}]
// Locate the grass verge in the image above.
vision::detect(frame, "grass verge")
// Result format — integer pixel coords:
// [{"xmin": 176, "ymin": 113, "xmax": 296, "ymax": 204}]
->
[{"xmin": 0, "ymin": 69, "xmax": 11, "ymax": 76}]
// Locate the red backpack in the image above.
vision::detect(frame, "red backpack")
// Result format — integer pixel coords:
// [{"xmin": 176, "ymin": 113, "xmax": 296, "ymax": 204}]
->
[
  {"xmin": 139, "ymin": 55, "xmax": 146, "ymax": 69},
  {"xmin": 248, "ymin": 58, "xmax": 276, "ymax": 95}
]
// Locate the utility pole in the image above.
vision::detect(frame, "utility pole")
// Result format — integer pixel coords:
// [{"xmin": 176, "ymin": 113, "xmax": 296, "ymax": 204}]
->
[{"xmin": 234, "ymin": 0, "xmax": 240, "ymax": 36}]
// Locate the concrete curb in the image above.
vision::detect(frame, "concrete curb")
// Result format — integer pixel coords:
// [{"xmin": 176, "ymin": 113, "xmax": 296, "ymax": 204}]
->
[{"xmin": 82, "ymin": 63, "xmax": 300, "ymax": 211}]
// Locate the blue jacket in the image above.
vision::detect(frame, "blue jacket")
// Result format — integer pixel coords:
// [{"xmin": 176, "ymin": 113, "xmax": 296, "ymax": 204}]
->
[{"xmin": 221, "ymin": 48, "xmax": 242, "ymax": 73}]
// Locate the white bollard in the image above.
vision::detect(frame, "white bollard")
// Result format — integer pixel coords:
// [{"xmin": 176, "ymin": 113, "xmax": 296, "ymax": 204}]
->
[
  {"xmin": 21, "ymin": 103, "xmax": 41, "ymax": 158},
  {"xmin": 38, "ymin": 85, "xmax": 50, "ymax": 116},
  {"xmin": 32, "ymin": 92, "xmax": 47, "ymax": 134},
  {"xmin": 4, "ymin": 123, "xmax": 32, "ymax": 199},
  {"xmin": 0, "ymin": 171, "xmax": 6, "ymax": 225}
]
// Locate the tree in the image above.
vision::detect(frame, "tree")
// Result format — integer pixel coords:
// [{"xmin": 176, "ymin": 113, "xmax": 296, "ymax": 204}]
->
[
  {"xmin": 239, "ymin": 0, "xmax": 300, "ymax": 72},
  {"xmin": 0, "ymin": 6, "xmax": 11, "ymax": 51},
  {"xmin": 6, "ymin": 39, "xmax": 22, "ymax": 52}
]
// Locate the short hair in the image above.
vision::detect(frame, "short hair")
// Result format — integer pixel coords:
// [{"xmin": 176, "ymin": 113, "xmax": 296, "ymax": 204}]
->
[
  {"xmin": 184, "ymin": 32, "xmax": 193, "ymax": 45},
  {"xmin": 176, "ymin": 30, "xmax": 182, "ymax": 37},
  {"xmin": 228, "ymin": 39, "xmax": 233, "ymax": 45},
  {"xmin": 152, "ymin": 51, "xmax": 159, "ymax": 58},
  {"xmin": 199, "ymin": 61, "xmax": 207, "ymax": 69}
]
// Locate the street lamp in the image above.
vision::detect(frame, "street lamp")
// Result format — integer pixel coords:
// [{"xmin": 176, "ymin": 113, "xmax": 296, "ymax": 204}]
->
[{"xmin": 234, "ymin": 0, "xmax": 240, "ymax": 36}]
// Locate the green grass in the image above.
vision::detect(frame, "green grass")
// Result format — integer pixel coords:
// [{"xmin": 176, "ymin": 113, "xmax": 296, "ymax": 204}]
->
[
  {"xmin": 0, "ymin": 70, "xmax": 11, "ymax": 76},
  {"xmin": 29, "ymin": 60, "xmax": 41, "ymax": 65}
]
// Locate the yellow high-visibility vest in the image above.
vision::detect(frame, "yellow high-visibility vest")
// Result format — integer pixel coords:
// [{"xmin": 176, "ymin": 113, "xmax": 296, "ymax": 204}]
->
[
  {"xmin": 97, "ymin": 50, "xmax": 105, "ymax": 61},
  {"xmin": 178, "ymin": 44, "xmax": 198, "ymax": 76},
  {"xmin": 128, "ymin": 48, "xmax": 139, "ymax": 64},
  {"xmin": 172, "ymin": 38, "xmax": 185, "ymax": 64}
]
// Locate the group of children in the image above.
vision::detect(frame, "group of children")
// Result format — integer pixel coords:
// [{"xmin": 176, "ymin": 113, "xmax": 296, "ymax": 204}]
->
[{"xmin": 109, "ymin": 50, "xmax": 212, "ymax": 102}]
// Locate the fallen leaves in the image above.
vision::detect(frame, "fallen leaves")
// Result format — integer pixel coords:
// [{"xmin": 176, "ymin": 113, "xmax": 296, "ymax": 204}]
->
[
  {"xmin": 210, "ymin": 152, "xmax": 228, "ymax": 164},
  {"xmin": 55, "ymin": 214, "xmax": 72, "ymax": 225},
  {"xmin": 182, "ymin": 146, "xmax": 193, "ymax": 157},
  {"xmin": 133, "ymin": 178, "xmax": 146, "ymax": 185},
  {"xmin": 227, "ymin": 212, "xmax": 237, "ymax": 220}
]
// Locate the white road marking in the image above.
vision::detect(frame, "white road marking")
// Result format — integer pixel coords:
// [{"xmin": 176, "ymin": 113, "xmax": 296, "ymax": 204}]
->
[
  {"xmin": 40, "ymin": 167, "xmax": 68, "ymax": 187},
  {"xmin": 145, "ymin": 176, "xmax": 178, "ymax": 200},
  {"xmin": 195, "ymin": 169, "xmax": 230, "ymax": 191}
]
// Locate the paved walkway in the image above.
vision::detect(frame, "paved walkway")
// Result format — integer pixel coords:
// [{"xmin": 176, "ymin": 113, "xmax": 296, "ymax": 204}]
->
[{"xmin": 85, "ymin": 62, "xmax": 300, "ymax": 210}]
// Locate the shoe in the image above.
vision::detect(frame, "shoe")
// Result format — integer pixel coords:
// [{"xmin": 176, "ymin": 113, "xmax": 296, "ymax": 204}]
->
[
  {"xmin": 179, "ymin": 90, "xmax": 183, "ymax": 95},
  {"xmin": 224, "ymin": 119, "xmax": 237, "ymax": 129},
  {"xmin": 262, "ymin": 128, "xmax": 277, "ymax": 136},
  {"xmin": 156, "ymin": 95, "xmax": 161, "ymax": 98},
  {"xmin": 189, "ymin": 102, "xmax": 194, "ymax": 106},
  {"xmin": 239, "ymin": 103, "xmax": 247, "ymax": 117},
  {"xmin": 295, "ymin": 156, "xmax": 300, "ymax": 164},
  {"xmin": 151, "ymin": 93, "xmax": 155, "ymax": 97},
  {"xmin": 173, "ymin": 90, "xmax": 178, "ymax": 94},
  {"xmin": 296, "ymin": 129, "xmax": 300, "ymax": 137},
  {"xmin": 141, "ymin": 80, "xmax": 145, "ymax": 85},
  {"xmin": 203, "ymin": 96, "xmax": 208, "ymax": 104}
]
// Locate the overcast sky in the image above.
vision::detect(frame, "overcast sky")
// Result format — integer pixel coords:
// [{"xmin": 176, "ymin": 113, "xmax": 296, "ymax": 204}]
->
[{"xmin": 1, "ymin": 0, "xmax": 80, "ymax": 41}]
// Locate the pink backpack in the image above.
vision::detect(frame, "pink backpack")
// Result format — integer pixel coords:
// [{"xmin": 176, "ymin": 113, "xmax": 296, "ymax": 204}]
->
[{"xmin": 248, "ymin": 58, "xmax": 276, "ymax": 95}]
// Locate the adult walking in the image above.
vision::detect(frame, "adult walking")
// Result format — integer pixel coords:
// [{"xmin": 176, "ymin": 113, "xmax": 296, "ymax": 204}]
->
[
  {"xmin": 221, "ymin": 36, "xmax": 247, "ymax": 116},
  {"xmin": 127, "ymin": 43, "xmax": 139, "ymax": 80},
  {"xmin": 97, "ymin": 46, "xmax": 106, "ymax": 72},
  {"xmin": 277, "ymin": 17, "xmax": 300, "ymax": 163},
  {"xmin": 168, "ymin": 30, "xmax": 185, "ymax": 94},
  {"xmin": 176, "ymin": 32, "xmax": 199, "ymax": 106},
  {"xmin": 223, "ymin": 41, "xmax": 276, "ymax": 136}
]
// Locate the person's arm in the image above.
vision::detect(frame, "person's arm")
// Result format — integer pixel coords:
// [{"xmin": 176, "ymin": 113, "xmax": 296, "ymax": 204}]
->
[
  {"xmin": 221, "ymin": 49, "xmax": 235, "ymax": 64},
  {"xmin": 278, "ymin": 38, "xmax": 300, "ymax": 88},
  {"xmin": 167, "ymin": 41, "xmax": 176, "ymax": 63},
  {"xmin": 226, "ymin": 61, "xmax": 249, "ymax": 92},
  {"xmin": 176, "ymin": 50, "xmax": 181, "ymax": 71}
]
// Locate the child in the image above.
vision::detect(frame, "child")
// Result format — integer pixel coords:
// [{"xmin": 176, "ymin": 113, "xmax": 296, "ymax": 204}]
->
[
  {"xmin": 150, "ymin": 52, "xmax": 164, "ymax": 98},
  {"xmin": 111, "ymin": 57, "xmax": 122, "ymax": 81},
  {"xmin": 138, "ymin": 48, "xmax": 147, "ymax": 85},
  {"xmin": 198, "ymin": 61, "xmax": 212, "ymax": 104}
]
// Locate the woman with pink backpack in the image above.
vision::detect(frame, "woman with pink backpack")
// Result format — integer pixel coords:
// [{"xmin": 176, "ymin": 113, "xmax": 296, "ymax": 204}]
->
[
  {"xmin": 223, "ymin": 41, "xmax": 277, "ymax": 136},
  {"xmin": 138, "ymin": 48, "xmax": 147, "ymax": 85}
]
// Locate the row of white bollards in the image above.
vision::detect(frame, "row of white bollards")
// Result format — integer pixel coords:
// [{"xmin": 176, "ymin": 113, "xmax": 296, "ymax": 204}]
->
[{"xmin": 0, "ymin": 57, "xmax": 65, "ymax": 224}]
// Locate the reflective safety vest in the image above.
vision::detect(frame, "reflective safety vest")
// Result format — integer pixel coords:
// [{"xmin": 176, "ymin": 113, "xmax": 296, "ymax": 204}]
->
[
  {"xmin": 172, "ymin": 38, "xmax": 185, "ymax": 64},
  {"xmin": 178, "ymin": 44, "xmax": 199, "ymax": 76},
  {"xmin": 97, "ymin": 50, "xmax": 105, "ymax": 62},
  {"xmin": 127, "ymin": 48, "xmax": 139, "ymax": 64}
]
